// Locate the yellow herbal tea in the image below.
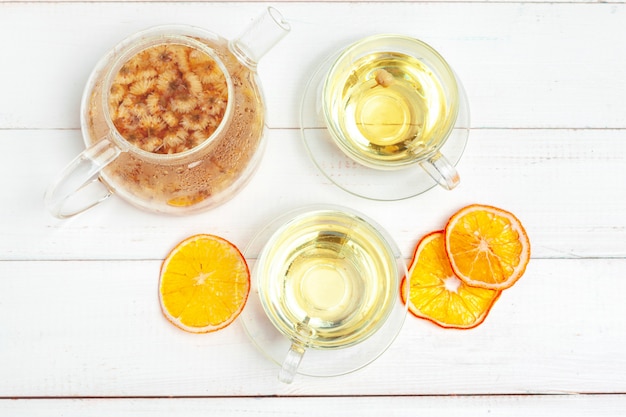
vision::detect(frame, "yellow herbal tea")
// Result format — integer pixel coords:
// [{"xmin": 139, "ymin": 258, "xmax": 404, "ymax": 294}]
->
[
  {"xmin": 323, "ymin": 39, "xmax": 459, "ymax": 170},
  {"xmin": 256, "ymin": 209, "xmax": 398, "ymax": 349}
]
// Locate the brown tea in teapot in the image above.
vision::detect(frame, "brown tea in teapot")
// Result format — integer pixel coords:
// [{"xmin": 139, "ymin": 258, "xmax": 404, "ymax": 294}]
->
[
  {"xmin": 85, "ymin": 36, "xmax": 264, "ymax": 210},
  {"xmin": 46, "ymin": 8, "xmax": 290, "ymax": 218},
  {"xmin": 108, "ymin": 43, "xmax": 229, "ymax": 155}
]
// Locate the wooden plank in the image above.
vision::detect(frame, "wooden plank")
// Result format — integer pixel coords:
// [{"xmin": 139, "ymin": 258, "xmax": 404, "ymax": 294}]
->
[
  {"xmin": 1, "ymin": 396, "xmax": 626, "ymax": 416},
  {"xmin": 3, "ymin": 128, "xmax": 626, "ymax": 261},
  {"xmin": 13, "ymin": 0, "xmax": 625, "ymax": 3},
  {"xmin": 0, "ymin": 0, "xmax": 623, "ymax": 413},
  {"xmin": 0, "ymin": 258, "xmax": 624, "ymax": 396},
  {"xmin": 0, "ymin": 3, "xmax": 624, "ymax": 129}
]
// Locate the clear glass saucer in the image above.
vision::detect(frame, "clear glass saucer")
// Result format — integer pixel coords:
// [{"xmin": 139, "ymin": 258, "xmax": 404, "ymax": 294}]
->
[
  {"xmin": 240, "ymin": 205, "xmax": 409, "ymax": 378},
  {"xmin": 300, "ymin": 52, "xmax": 470, "ymax": 201}
]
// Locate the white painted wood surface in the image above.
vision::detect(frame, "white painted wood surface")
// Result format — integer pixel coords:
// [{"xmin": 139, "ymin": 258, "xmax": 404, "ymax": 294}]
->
[{"xmin": 1, "ymin": 1, "xmax": 625, "ymax": 415}]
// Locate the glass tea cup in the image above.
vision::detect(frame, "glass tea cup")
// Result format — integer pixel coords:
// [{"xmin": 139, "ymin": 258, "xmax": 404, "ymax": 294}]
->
[
  {"xmin": 241, "ymin": 205, "xmax": 408, "ymax": 383},
  {"xmin": 45, "ymin": 8, "xmax": 290, "ymax": 218},
  {"xmin": 322, "ymin": 34, "xmax": 463, "ymax": 190}
]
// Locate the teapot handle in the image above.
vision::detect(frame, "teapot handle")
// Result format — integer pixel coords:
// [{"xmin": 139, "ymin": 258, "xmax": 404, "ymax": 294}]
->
[{"xmin": 45, "ymin": 135, "xmax": 121, "ymax": 218}]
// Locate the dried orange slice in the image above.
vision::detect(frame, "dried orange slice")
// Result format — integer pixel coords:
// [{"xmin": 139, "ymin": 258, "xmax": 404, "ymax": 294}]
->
[
  {"xmin": 402, "ymin": 231, "xmax": 500, "ymax": 329},
  {"xmin": 445, "ymin": 204, "xmax": 530, "ymax": 290},
  {"xmin": 167, "ymin": 195, "xmax": 206, "ymax": 208},
  {"xmin": 159, "ymin": 234, "xmax": 250, "ymax": 333}
]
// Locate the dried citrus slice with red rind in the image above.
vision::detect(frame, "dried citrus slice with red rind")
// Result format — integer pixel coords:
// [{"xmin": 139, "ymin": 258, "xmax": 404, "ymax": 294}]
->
[
  {"xmin": 445, "ymin": 204, "xmax": 531, "ymax": 290},
  {"xmin": 402, "ymin": 231, "xmax": 500, "ymax": 329}
]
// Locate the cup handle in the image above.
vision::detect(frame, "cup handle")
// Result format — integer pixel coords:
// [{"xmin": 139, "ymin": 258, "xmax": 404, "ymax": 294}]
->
[
  {"xmin": 45, "ymin": 135, "xmax": 121, "ymax": 218},
  {"xmin": 419, "ymin": 151, "xmax": 460, "ymax": 190},
  {"xmin": 278, "ymin": 342, "xmax": 305, "ymax": 384}
]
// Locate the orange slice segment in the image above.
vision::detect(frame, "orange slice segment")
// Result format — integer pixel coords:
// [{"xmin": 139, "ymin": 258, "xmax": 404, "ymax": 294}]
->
[
  {"xmin": 445, "ymin": 204, "xmax": 531, "ymax": 290},
  {"xmin": 402, "ymin": 231, "xmax": 500, "ymax": 329},
  {"xmin": 159, "ymin": 234, "xmax": 250, "ymax": 333},
  {"xmin": 167, "ymin": 193, "xmax": 207, "ymax": 208}
]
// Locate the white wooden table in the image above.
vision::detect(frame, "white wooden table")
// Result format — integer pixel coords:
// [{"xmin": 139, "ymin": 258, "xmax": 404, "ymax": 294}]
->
[{"xmin": 1, "ymin": 1, "xmax": 625, "ymax": 415}]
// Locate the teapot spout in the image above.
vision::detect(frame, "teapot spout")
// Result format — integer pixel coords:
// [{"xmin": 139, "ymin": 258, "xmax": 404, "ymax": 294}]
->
[{"xmin": 229, "ymin": 7, "xmax": 290, "ymax": 70}]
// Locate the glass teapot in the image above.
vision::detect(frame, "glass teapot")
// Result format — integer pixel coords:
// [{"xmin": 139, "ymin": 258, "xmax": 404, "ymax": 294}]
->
[{"xmin": 45, "ymin": 7, "xmax": 290, "ymax": 218}]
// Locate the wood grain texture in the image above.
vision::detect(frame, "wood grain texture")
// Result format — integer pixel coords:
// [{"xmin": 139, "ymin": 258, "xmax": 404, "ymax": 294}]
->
[
  {"xmin": 0, "ymin": 3, "xmax": 624, "ymax": 129},
  {"xmin": 0, "ymin": 0, "xmax": 624, "ymax": 413},
  {"xmin": 0, "ymin": 258, "xmax": 624, "ymax": 396},
  {"xmin": 1, "ymin": 396, "xmax": 626, "ymax": 416},
  {"xmin": 2, "ymin": 128, "xmax": 625, "ymax": 261}
]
